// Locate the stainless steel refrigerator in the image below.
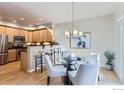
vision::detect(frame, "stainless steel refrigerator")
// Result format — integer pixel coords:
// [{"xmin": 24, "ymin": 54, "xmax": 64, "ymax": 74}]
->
[{"xmin": 0, "ymin": 34, "xmax": 8, "ymax": 65}]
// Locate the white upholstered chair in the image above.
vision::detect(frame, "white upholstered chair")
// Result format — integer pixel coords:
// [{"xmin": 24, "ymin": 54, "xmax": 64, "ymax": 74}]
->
[
  {"xmin": 68, "ymin": 62, "xmax": 100, "ymax": 85},
  {"xmin": 89, "ymin": 52, "xmax": 100, "ymax": 64},
  {"xmin": 88, "ymin": 53, "xmax": 100, "ymax": 81},
  {"xmin": 44, "ymin": 55, "xmax": 67, "ymax": 85},
  {"xmin": 68, "ymin": 53, "xmax": 100, "ymax": 85}
]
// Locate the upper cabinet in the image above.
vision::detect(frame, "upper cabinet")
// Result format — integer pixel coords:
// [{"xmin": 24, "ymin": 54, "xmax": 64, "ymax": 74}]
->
[
  {"xmin": 6, "ymin": 27, "xmax": 29, "ymax": 42},
  {"xmin": 6, "ymin": 27, "xmax": 14, "ymax": 36},
  {"xmin": 28, "ymin": 31, "xmax": 33, "ymax": 42},
  {"xmin": 6, "ymin": 27, "xmax": 15, "ymax": 42},
  {"xmin": 24, "ymin": 31, "xmax": 29, "ymax": 42},
  {"xmin": 39, "ymin": 30, "xmax": 44, "ymax": 42},
  {"xmin": 42, "ymin": 29, "xmax": 53, "ymax": 42},
  {"xmin": 32, "ymin": 29, "xmax": 53, "ymax": 42},
  {"xmin": 13, "ymin": 28, "xmax": 20, "ymax": 36},
  {"xmin": 0, "ymin": 25, "xmax": 53, "ymax": 43},
  {"xmin": 39, "ymin": 29, "xmax": 51, "ymax": 42},
  {"xmin": 19, "ymin": 29, "xmax": 25, "ymax": 37},
  {"xmin": 33, "ymin": 31, "xmax": 41, "ymax": 42},
  {"xmin": 0, "ymin": 26, "xmax": 6, "ymax": 34},
  {"xmin": 32, "ymin": 31, "xmax": 37, "ymax": 42}
]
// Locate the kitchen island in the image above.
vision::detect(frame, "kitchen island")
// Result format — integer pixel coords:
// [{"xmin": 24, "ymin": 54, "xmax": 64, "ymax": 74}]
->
[
  {"xmin": 20, "ymin": 44, "xmax": 54, "ymax": 72},
  {"xmin": 20, "ymin": 42, "xmax": 62, "ymax": 72},
  {"xmin": 21, "ymin": 45, "xmax": 44, "ymax": 72}
]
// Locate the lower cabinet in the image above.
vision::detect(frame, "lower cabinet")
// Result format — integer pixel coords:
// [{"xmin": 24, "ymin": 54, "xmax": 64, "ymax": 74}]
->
[
  {"xmin": 8, "ymin": 49, "xmax": 17, "ymax": 62},
  {"xmin": 20, "ymin": 51, "xmax": 27, "ymax": 71}
]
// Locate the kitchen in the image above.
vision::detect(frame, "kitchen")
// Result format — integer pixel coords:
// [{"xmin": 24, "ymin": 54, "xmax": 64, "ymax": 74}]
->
[{"xmin": 0, "ymin": 25, "xmax": 54, "ymax": 66}]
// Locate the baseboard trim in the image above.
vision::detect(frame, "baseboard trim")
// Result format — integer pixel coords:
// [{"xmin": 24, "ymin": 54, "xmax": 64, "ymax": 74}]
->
[
  {"xmin": 27, "ymin": 67, "xmax": 42, "ymax": 72},
  {"xmin": 27, "ymin": 69, "xmax": 35, "ymax": 72},
  {"xmin": 100, "ymin": 64, "xmax": 106, "ymax": 68}
]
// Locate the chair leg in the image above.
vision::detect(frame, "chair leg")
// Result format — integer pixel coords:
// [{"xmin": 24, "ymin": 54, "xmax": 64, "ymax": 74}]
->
[
  {"xmin": 47, "ymin": 76, "xmax": 50, "ymax": 85},
  {"xmin": 41, "ymin": 54, "xmax": 43, "ymax": 73},
  {"xmin": 68, "ymin": 78, "xmax": 73, "ymax": 85},
  {"xmin": 35, "ymin": 58, "xmax": 37, "ymax": 72},
  {"xmin": 98, "ymin": 76, "xmax": 100, "ymax": 81}
]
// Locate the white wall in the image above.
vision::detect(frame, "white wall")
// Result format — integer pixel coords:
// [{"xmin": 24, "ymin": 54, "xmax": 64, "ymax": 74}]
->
[
  {"xmin": 54, "ymin": 15, "xmax": 114, "ymax": 66},
  {"xmin": 113, "ymin": 18, "xmax": 121, "ymax": 79},
  {"xmin": 113, "ymin": 4, "xmax": 124, "ymax": 83},
  {"xmin": 114, "ymin": 4, "xmax": 124, "ymax": 21}
]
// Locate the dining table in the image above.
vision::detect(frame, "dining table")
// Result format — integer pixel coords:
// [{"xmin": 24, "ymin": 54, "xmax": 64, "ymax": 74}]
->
[{"xmin": 57, "ymin": 57, "xmax": 89, "ymax": 85}]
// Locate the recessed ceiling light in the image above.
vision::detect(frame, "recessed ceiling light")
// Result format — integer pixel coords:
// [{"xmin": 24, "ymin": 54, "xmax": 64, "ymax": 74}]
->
[
  {"xmin": 0, "ymin": 17, "xmax": 2, "ymax": 19},
  {"xmin": 12, "ymin": 20, "xmax": 17, "ymax": 23},
  {"xmin": 39, "ymin": 18, "xmax": 42, "ymax": 21},
  {"xmin": 20, "ymin": 17, "xmax": 24, "ymax": 20}
]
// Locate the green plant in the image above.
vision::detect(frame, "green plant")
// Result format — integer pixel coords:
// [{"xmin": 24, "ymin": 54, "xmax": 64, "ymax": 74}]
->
[
  {"xmin": 104, "ymin": 51, "xmax": 115, "ymax": 65},
  {"xmin": 63, "ymin": 57, "xmax": 70, "ymax": 62}
]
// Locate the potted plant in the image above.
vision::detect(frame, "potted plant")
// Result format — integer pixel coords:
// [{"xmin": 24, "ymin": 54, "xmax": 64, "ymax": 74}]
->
[{"xmin": 104, "ymin": 51, "xmax": 115, "ymax": 70}]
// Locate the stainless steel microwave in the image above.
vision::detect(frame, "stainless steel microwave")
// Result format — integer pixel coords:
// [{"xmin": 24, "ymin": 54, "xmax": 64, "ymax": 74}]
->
[{"xmin": 14, "ymin": 36, "xmax": 25, "ymax": 43}]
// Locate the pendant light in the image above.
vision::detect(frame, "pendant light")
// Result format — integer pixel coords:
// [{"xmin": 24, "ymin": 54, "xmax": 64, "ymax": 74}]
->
[{"xmin": 64, "ymin": 2, "xmax": 83, "ymax": 38}]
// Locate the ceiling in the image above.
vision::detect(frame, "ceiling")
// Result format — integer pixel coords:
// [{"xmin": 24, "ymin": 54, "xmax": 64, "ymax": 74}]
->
[{"xmin": 0, "ymin": 2, "xmax": 122, "ymax": 27}]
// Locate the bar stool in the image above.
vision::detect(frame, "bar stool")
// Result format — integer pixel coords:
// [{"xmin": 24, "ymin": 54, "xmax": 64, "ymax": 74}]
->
[
  {"xmin": 34, "ymin": 53, "xmax": 43, "ymax": 73},
  {"xmin": 50, "ymin": 48, "xmax": 62, "ymax": 64}
]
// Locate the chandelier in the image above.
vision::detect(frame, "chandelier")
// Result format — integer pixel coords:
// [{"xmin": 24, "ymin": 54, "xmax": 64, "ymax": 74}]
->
[{"xmin": 64, "ymin": 2, "xmax": 83, "ymax": 38}]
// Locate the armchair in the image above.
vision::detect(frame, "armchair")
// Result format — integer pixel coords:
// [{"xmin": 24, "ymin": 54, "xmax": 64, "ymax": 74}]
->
[
  {"xmin": 68, "ymin": 63, "xmax": 100, "ymax": 85},
  {"xmin": 44, "ymin": 55, "xmax": 67, "ymax": 85}
]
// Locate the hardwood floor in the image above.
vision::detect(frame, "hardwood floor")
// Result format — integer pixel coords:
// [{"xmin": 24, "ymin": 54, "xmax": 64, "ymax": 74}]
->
[
  {"xmin": 0, "ymin": 61, "xmax": 121, "ymax": 85},
  {"xmin": 0, "ymin": 62, "xmax": 47, "ymax": 85},
  {"xmin": 98, "ymin": 67, "xmax": 120, "ymax": 85}
]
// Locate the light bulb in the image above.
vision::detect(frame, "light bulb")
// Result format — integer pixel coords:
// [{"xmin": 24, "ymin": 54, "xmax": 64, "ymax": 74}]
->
[
  {"xmin": 64, "ymin": 31, "xmax": 70, "ymax": 38},
  {"xmin": 73, "ymin": 30, "xmax": 78, "ymax": 37},
  {"xmin": 79, "ymin": 31, "xmax": 83, "ymax": 36}
]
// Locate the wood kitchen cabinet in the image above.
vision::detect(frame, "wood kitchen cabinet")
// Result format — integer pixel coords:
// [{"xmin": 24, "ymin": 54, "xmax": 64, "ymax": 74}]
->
[
  {"xmin": 6, "ymin": 27, "xmax": 14, "ymax": 42},
  {"xmin": 39, "ymin": 30, "xmax": 44, "ymax": 42},
  {"xmin": 28, "ymin": 31, "xmax": 33, "ymax": 42},
  {"xmin": 39, "ymin": 29, "xmax": 47, "ymax": 42},
  {"xmin": 32, "ymin": 31, "xmax": 37, "ymax": 42},
  {"xmin": 21, "ymin": 51, "xmax": 27, "ymax": 71},
  {"xmin": 42, "ymin": 29, "xmax": 52, "ymax": 42},
  {"xmin": 33, "ymin": 31, "xmax": 40, "ymax": 42},
  {"xmin": 13, "ymin": 28, "xmax": 19, "ymax": 36},
  {"xmin": 32, "ymin": 29, "xmax": 53, "ymax": 42},
  {"xmin": 24, "ymin": 31, "xmax": 29, "ymax": 42},
  {"xmin": 43, "ymin": 29, "xmax": 47, "ymax": 42},
  {"xmin": 4, "ymin": 26, "xmax": 53, "ymax": 43},
  {"xmin": 19, "ymin": 29, "xmax": 25, "ymax": 36},
  {"xmin": 46, "ymin": 29, "xmax": 52, "ymax": 42},
  {"xmin": 13, "ymin": 29, "xmax": 28, "ymax": 42},
  {"xmin": 8, "ymin": 49, "xmax": 17, "ymax": 62},
  {"xmin": 0, "ymin": 26, "xmax": 6, "ymax": 34},
  {"xmin": 36, "ymin": 31, "xmax": 40, "ymax": 42}
]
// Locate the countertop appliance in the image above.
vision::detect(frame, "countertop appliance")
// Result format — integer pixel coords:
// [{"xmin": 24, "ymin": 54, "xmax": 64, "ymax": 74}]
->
[{"xmin": 0, "ymin": 34, "xmax": 8, "ymax": 65}]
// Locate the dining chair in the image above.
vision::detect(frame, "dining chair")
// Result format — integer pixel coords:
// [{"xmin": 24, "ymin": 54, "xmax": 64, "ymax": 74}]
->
[
  {"xmin": 68, "ymin": 62, "xmax": 100, "ymax": 85},
  {"xmin": 44, "ymin": 55, "xmax": 67, "ymax": 85},
  {"xmin": 89, "ymin": 53, "xmax": 100, "ymax": 81},
  {"xmin": 89, "ymin": 52, "xmax": 100, "ymax": 63}
]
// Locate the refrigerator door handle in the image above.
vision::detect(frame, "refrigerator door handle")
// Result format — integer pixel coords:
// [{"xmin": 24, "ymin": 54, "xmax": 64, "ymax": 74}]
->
[
  {"xmin": 2, "ymin": 34, "xmax": 6, "ymax": 53},
  {"xmin": 0, "ymin": 35, "xmax": 4, "ymax": 53}
]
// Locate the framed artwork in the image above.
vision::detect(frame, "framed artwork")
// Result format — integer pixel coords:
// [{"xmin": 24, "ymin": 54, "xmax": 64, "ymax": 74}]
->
[{"xmin": 70, "ymin": 32, "xmax": 91, "ymax": 49}]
